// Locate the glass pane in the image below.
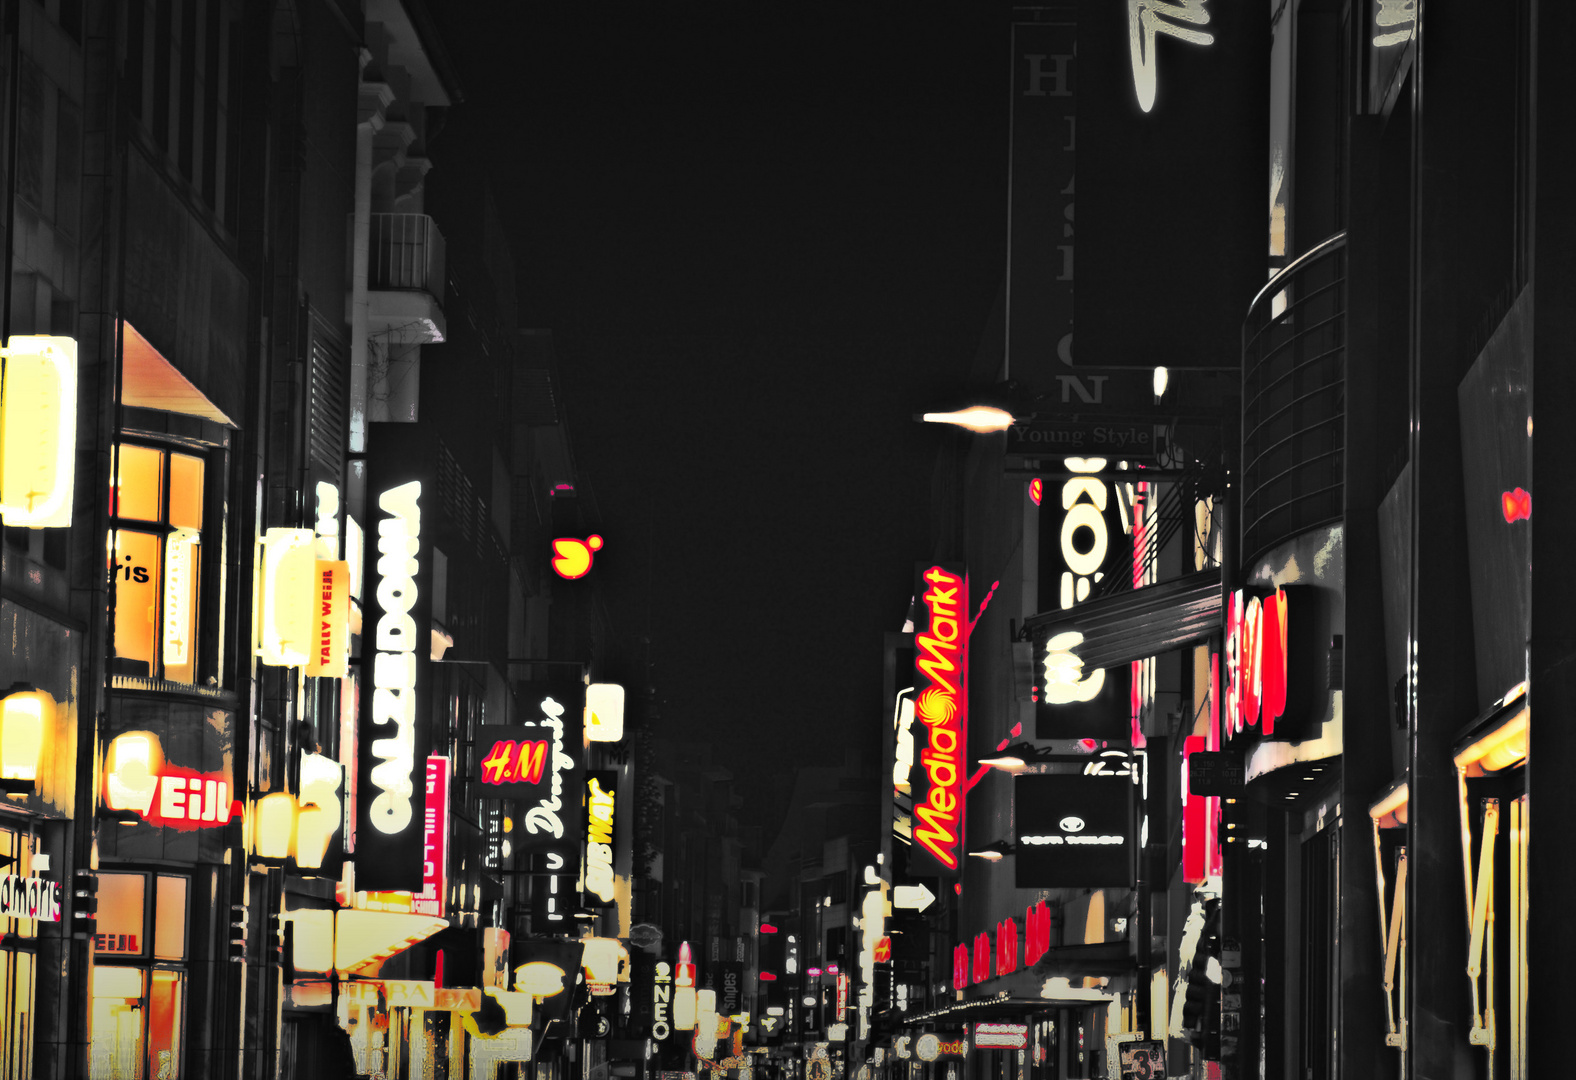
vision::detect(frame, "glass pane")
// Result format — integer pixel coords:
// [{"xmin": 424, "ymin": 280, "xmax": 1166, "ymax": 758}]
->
[
  {"xmin": 153, "ymin": 876, "xmax": 188, "ymax": 961},
  {"xmin": 112, "ymin": 531, "xmax": 162, "ymax": 675},
  {"xmin": 89, "ymin": 966, "xmax": 146, "ymax": 1080},
  {"xmin": 160, "ymin": 529, "xmax": 200, "ymax": 684},
  {"xmin": 147, "ymin": 970, "xmax": 183, "ymax": 1078},
  {"xmin": 167, "ymin": 454, "xmax": 203, "ymax": 530},
  {"xmin": 114, "ymin": 445, "xmax": 164, "ymax": 522},
  {"xmin": 95, "ymin": 872, "xmax": 148, "ymax": 958}
]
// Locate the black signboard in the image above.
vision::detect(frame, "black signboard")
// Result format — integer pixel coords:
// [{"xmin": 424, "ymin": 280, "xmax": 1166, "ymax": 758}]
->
[
  {"xmin": 1015, "ymin": 772, "xmax": 1134, "ymax": 888},
  {"xmin": 355, "ymin": 424, "xmax": 436, "ymax": 890},
  {"xmin": 1187, "ymin": 751, "xmax": 1245, "ymax": 797},
  {"xmin": 472, "ymin": 683, "xmax": 585, "ymax": 859},
  {"xmin": 716, "ymin": 960, "xmax": 744, "ymax": 1016},
  {"xmin": 1076, "ymin": 0, "xmax": 1268, "ymax": 374}
]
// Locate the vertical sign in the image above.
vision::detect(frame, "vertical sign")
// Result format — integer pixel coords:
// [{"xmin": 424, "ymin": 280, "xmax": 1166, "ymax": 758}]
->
[
  {"xmin": 1035, "ymin": 463, "xmax": 1132, "ymax": 740},
  {"xmin": 583, "ymin": 770, "xmax": 618, "ymax": 906},
  {"xmin": 1006, "ymin": 18, "xmax": 1077, "ymax": 393},
  {"xmin": 356, "ymin": 424, "xmax": 434, "ymax": 890},
  {"xmin": 1076, "ymin": 0, "xmax": 1268, "ymax": 375},
  {"xmin": 413, "ymin": 756, "xmax": 449, "ymax": 916},
  {"xmin": 908, "ymin": 564, "xmax": 969, "ymax": 878}
]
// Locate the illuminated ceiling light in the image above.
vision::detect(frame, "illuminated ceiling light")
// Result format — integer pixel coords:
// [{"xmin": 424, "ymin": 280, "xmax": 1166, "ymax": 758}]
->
[
  {"xmin": 919, "ymin": 406, "xmax": 1015, "ymax": 433},
  {"xmin": 0, "ymin": 685, "xmax": 51, "ymax": 792},
  {"xmin": 0, "ymin": 336, "xmax": 77, "ymax": 528},
  {"xmin": 1152, "ymin": 366, "xmax": 1169, "ymax": 398},
  {"xmin": 1454, "ymin": 707, "xmax": 1529, "ymax": 775}
]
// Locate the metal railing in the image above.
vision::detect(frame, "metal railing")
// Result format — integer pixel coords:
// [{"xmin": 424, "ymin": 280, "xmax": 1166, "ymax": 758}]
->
[
  {"xmin": 1241, "ymin": 232, "xmax": 1347, "ymax": 566},
  {"xmin": 367, "ymin": 213, "xmax": 447, "ymax": 299}
]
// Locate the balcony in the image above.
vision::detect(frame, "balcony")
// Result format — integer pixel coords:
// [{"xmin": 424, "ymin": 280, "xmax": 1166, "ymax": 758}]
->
[
  {"xmin": 355, "ymin": 212, "xmax": 447, "ymax": 343},
  {"xmin": 1241, "ymin": 233, "xmax": 1347, "ymax": 567}
]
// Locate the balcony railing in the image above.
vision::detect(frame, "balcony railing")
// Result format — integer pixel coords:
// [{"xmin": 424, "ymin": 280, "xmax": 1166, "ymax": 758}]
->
[
  {"xmin": 1241, "ymin": 232, "xmax": 1347, "ymax": 566},
  {"xmin": 367, "ymin": 213, "xmax": 446, "ymax": 299}
]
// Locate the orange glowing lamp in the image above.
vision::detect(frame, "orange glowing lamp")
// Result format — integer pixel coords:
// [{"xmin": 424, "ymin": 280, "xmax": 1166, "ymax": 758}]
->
[{"xmin": 0, "ymin": 685, "xmax": 51, "ymax": 792}]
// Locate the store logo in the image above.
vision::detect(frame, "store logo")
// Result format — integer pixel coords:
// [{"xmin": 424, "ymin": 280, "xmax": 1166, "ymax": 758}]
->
[
  {"xmin": 551, "ymin": 534, "xmax": 603, "ymax": 579},
  {"xmin": 652, "ymin": 961, "xmax": 673, "ymax": 1040},
  {"xmin": 584, "ymin": 776, "xmax": 616, "ymax": 902},
  {"xmin": 480, "ymin": 740, "xmax": 549, "ymax": 786},
  {"xmin": 1059, "ymin": 815, "xmax": 1085, "ymax": 833},
  {"xmin": 912, "ymin": 566, "xmax": 969, "ymax": 872},
  {"xmin": 102, "ymin": 731, "xmax": 236, "ymax": 831},
  {"xmin": 368, "ymin": 481, "xmax": 422, "ymax": 836},
  {"xmin": 0, "ymin": 874, "xmax": 61, "ymax": 921},
  {"xmin": 520, "ymin": 697, "xmax": 575, "ymax": 839}
]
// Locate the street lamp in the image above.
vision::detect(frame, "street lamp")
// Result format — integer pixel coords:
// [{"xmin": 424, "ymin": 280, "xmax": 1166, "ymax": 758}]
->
[
  {"xmin": 915, "ymin": 382, "xmax": 1038, "ymax": 433},
  {"xmin": 967, "ymin": 840, "xmax": 1016, "ymax": 862},
  {"xmin": 918, "ymin": 405, "xmax": 1016, "ymax": 434}
]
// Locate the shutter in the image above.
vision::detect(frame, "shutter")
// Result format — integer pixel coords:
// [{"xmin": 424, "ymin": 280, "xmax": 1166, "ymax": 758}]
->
[{"xmin": 307, "ymin": 318, "xmax": 348, "ymax": 479}]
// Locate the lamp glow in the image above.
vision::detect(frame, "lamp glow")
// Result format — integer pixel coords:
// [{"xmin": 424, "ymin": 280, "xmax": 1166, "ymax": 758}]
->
[
  {"xmin": 920, "ymin": 406, "xmax": 1015, "ymax": 434},
  {"xmin": 1153, "ymin": 366, "xmax": 1169, "ymax": 398},
  {"xmin": 255, "ymin": 791, "xmax": 299, "ymax": 862},
  {"xmin": 294, "ymin": 753, "xmax": 343, "ymax": 870},
  {"xmin": 0, "ymin": 336, "xmax": 77, "ymax": 528},
  {"xmin": 0, "ymin": 686, "xmax": 51, "ymax": 788}
]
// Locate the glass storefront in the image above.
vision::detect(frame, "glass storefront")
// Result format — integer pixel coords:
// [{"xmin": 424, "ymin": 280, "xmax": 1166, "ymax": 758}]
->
[
  {"xmin": 88, "ymin": 870, "xmax": 190, "ymax": 1079},
  {"xmin": 0, "ymin": 826, "xmax": 40, "ymax": 1080}
]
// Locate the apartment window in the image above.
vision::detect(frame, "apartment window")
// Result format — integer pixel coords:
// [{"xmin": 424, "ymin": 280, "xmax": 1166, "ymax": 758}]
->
[
  {"xmin": 110, "ymin": 442, "xmax": 209, "ymax": 685},
  {"xmin": 824, "ymin": 871, "xmax": 847, "ymax": 906},
  {"xmin": 88, "ymin": 871, "xmax": 190, "ymax": 1079}
]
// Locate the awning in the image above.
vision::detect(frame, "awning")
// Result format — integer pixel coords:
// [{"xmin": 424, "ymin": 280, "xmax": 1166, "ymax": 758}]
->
[
  {"xmin": 1453, "ymin": 683, "xmax": 1529, "ymax": 776},
  {"xmin": 122, "ymin": 321, "xmax": 236, "ymax": 426},
  {"xmin": 1368, "ymin": 778, "xmax": 1409, "ymax": 829},
  {"xmin": 1022, "ymin": 568, "xmax": 1223, "ymax": 671},
  {"xmin": 285, "ymin": 907, "xmax": 447, "ymax": 975}
]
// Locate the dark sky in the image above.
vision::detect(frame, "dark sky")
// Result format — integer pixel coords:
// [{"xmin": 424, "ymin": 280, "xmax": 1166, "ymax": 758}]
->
[{"xmin": 432, "ymin": 3, "xmax": 1008, "ymax": 778}]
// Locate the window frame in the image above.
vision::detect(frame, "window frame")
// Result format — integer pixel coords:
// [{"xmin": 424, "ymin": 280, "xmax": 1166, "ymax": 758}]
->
[
  {"xmin": 87, "ymin": 869, "xmax": 191, "ymax": 1079},
  {"xmin": 109, "ymin": 437, "xmax": 223, "ymax": 688}
]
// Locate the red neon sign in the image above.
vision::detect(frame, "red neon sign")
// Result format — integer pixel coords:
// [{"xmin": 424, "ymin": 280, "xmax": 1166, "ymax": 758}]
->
[
  {"xmin": 1502, "ymin": 487, "xmax": 1531, "ymax": 522},
  {"xmin": 972, "ymin": 931, "xmax": 992, "ymax": 984},
  {"xmin": 1226, "ymin": 587, "xmax": 1291, "ymax": 737},
  {"xmin": 478, "ymin": 739, "xmax": 548, "ymax": 786},
  {"xmin": 911, "ymin": 564, "xmax": 970, "ymax": 876},
  {"xmin": 414, "ymin": 756, "xmax": 449, "ymax": 916},
  {"xmin": 996, "ymin": 918, "xmax": 1018, "ymax": 976},
  {"xmin": 1024, "ymin": 901, "xmax": 1051, "ymax": 967},
  {"xmin": 953, "ymin": 943, "xmax": 970, "ymax": 990}
]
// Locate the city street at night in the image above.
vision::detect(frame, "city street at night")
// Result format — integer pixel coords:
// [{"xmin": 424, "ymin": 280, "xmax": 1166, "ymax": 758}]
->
[{"xmin": 0, "ymin": 1, "xmax": 1564, "ymax": 1078}]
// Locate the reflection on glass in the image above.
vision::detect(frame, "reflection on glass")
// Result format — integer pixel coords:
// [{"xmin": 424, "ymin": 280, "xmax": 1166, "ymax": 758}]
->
[
  {"xmin": 167, "ymin": 454, "xmax": 203, "ymax": 531},
  {"xmin": 153, "ymin": 877, "xmax": 188, "ymax": 961},
  {"xmin": 113, "ymin": 445, "xmax": 163, "ymax": 522},
  {"xmin": 90, "ymin": 966, "xmax": 146, "ymax": 1080},
  {"xmin": 147, "ymin": 970, "xmax": 183, "ymax": 1078}
]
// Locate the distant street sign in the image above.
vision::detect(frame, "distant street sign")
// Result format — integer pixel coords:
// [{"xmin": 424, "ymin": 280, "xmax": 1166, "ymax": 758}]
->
[
  {"xmin": 1188, "ymin": 752, "xmax": 1245, "ymax": 796},
  {"xmin": 892, "ymin": 884, "xmax": 936, "ymax": 912},
  {"xmin": 629, "ymin": 923, "xmax": 663, "ymax": 949}
]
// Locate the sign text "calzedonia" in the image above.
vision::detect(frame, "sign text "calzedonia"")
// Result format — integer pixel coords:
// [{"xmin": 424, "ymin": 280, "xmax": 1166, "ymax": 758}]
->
[
  {"xmin": 911, "ymin": 564, "xmax": 970, "ymax": 876},
  {"xmin": 369, "ymin": 481, "xmax": 422, "ymax": 835}
]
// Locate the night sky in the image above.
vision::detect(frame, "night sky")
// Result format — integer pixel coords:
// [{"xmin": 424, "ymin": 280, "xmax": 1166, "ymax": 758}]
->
[{"xmin": 433, "ymin": 4, "xmax": 1008, "ymax": 782}]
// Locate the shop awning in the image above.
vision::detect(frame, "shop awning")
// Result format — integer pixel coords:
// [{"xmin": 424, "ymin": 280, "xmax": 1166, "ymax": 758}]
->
[
  {"xmin": 1368, "ymin": 778, "xmax": 1409, "ymax": 829},
  {"xmin": 285, "ymin": 907, "xmax": 448, "ymax": 975},
  {"xmin": 1022, "ymin": 567, "xmax": 1223, "ymax": 670},
  {"xmin": 122, "ymin": 321, "xmax": 236, "ymax": 426},
  {"xmin": 1453, "ymin": 683, "xmax": 1529, "ymax": 776}
]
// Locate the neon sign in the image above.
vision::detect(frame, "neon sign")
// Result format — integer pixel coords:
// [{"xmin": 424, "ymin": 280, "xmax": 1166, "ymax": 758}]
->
[
  {"xmin": 551, "ymin": 534, "xmax": 603, "ymax": 579},
  {"xmin": 584, "ymin": 772, "xmax": 617, "ymax": 903},
  {"xmin": 367, "ymin": 482, "xmax": 422, "ymax": 835},
  {"xmin": 1127, "ymin": 0, "xmax": 1215, "ymax": 113},
  {"xmin": 0, "ymin": 335, "xmax": 77, "ymax": 528},
  {"xmin": 910, "ymin": 564, "xmax": 969, "ymax": 876},
  {"xmin": 1226, "ymin": 587, "xmax": 1289, "ymax": 736},
  {"xmin": 102, "ymin": 731, "xmax": 235, "ymax": 830},
  {"xmin": 652, "ymin": 961, "xmax": 673, "ymax": 1040},
  {"xmin": 1024, "ymin": 901, "xmax": 1051, "ymax": 967},
  {"xmin": 1502, "ymin": 487, "xmax": 1531, "ymax": 523},
  {"xmin": 0, "ymin": 874, "xmax": 61, "ymax": 920},
  {"xmin": 413, "ymin": 757, "xmax": 448, "ymax": 917}
]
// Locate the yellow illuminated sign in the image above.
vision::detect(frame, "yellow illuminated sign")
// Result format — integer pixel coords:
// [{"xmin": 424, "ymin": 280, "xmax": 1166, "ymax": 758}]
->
[{"xmin": 0, "ymin": 336, "xmax": 77, "ymax": 528}]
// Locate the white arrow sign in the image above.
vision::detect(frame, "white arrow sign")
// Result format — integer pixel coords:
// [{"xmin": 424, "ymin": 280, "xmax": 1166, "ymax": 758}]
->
[{"xmin": 892, "ymin": 884, "xmax": 936, "ymax": 912}]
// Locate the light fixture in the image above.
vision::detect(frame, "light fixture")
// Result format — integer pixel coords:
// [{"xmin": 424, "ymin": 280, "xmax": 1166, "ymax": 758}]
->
[
  {"xmin": 254, "ymin": 791, "xmax": 299, "ymax": 862},
  {"xmin": 1152, "ymin": 366, "xmax": 1169, "ymax": 398},
  {"xmin": 0, "ymin": 685, "xmax": 51, "ymax": 793},
  {"xmin": 586, "ymin": 683, "xmax": 626, "ymax": 742},
  {"xmin": 0, "ymin": 336, "xmax": 77, "ymax": 528},
  {"xmin": 967, "ymin": 840, "xmax": 1016, "ymax": 862},
  {"xmin": 919, "ymin": 406, "xmax": 1015, "ymax": 433}
]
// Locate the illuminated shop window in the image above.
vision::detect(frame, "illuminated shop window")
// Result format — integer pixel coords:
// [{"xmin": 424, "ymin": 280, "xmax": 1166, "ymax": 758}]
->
[
  {"xmin": 89, "ymin": 871, "xmax": 190, "ymax": 1079},
  {"xmin": 0, "ymin": 828, "xmax": 40, "ymax": 1080},
  {"xmin": 110, "ymin": 443, "xmax": 208, "ymax": 685}
]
